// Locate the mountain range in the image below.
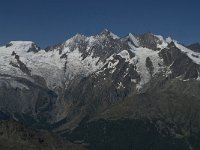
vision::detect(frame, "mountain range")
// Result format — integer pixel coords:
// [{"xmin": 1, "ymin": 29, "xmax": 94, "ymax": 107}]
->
[{"xmin": 0, "ymin": 29, "xmax": 200, "ymax": 150}]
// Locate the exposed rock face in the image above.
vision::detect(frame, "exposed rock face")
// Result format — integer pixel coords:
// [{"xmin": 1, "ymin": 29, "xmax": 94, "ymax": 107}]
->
[
  {"xmin": 159, "ymin": 42, "xmax": 200, "ymax": 80},
  {"xmin": 137, "ymin": 33, "xmax": 163, "ymax": 50}
]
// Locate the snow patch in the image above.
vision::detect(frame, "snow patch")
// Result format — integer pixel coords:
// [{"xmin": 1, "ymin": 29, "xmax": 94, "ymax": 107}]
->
[{"xmin": 117, "ymin": 82, "xmax": 125, "ymax": 89}]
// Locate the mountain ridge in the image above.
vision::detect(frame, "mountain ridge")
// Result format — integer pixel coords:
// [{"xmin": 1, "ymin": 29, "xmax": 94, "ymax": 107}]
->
[{"xmin": 1, "ymin": 30, "xmax": 200, "ymax": 149}]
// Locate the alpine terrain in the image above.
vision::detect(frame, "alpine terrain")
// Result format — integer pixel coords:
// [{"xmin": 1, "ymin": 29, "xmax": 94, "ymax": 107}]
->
[{"xmin": 1, "ymin": 29, "xmax": 200, "ymax": 149}]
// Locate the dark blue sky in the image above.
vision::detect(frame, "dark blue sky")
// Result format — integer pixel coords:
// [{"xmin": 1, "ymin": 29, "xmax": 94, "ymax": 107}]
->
[{"xmin": 0, "ymin": 0, "xmax": 199, "ymax": 47}]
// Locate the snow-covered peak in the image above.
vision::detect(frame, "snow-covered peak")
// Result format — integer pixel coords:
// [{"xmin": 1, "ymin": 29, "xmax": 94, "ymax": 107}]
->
[
  {"xmin": 1, "ymin": 31, "xmax": 199, "ymax": 93},
  {"xmin": 4, "ymin": 41, "xmax": 40, "ymax": 53},
  {"xmin": 63, "ymin": 33, "xmax": 87, "ymax": 49},
  {"xmin": 9, "ymin": 41, "xmax": 34, "ymax": 45},
  {"xmin": 166, "ymin": 37, "xmax": 173, "ymax": 43},
  {"xmin": 6, "ymin": 41, "xmax": 34, "ymax": 48},
  {"xmin": 109, "ymin": 32, "xmax": 120, "ymax": 39},
  {"xmin": 66, "ymin": 33, "xmax": 86, "ymax": 43},
  {"xmin": 98, "ymin": 29, "xmax": 120, "ymax": 39}
]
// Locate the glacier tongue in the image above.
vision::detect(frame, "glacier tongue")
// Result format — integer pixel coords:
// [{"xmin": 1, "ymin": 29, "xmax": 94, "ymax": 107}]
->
[{"xmin": 129, "ymin": 42, "xmax": 163, "ymax": 90}]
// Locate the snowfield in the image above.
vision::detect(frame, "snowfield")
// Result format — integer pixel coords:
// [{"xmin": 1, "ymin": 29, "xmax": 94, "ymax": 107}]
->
[{"xmin": 0, "ymin": 31, "xmax": 199, "ymax": 91}]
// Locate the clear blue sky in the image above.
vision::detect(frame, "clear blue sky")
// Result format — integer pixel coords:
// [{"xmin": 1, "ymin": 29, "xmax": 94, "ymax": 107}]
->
[{"xmin": 0, "ymin": 0, "xmax": 199, "ymax": 47}]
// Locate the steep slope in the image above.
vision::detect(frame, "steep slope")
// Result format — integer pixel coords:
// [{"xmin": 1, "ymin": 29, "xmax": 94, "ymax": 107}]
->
[{"xmin": 0, "ymin": 30, "xmax": 128, "ymax": 124}]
